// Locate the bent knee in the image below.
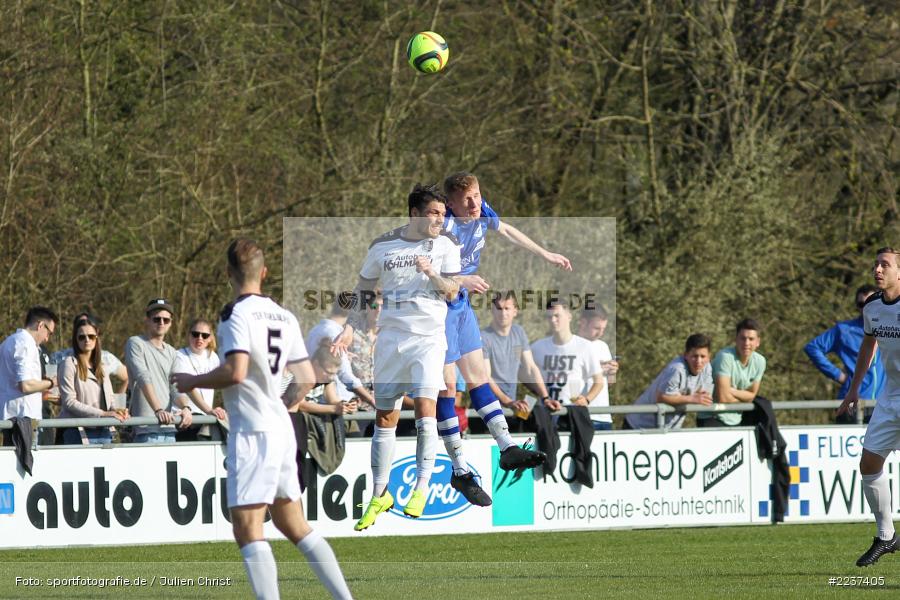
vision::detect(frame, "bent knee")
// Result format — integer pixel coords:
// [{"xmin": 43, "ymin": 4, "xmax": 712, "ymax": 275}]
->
[{"xmin": 860, "ymin": 450, "xmax": 886, "ymax": 475}]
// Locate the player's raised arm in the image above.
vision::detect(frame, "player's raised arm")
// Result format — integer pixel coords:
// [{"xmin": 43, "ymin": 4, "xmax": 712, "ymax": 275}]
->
[
  {"xmin": 495, "ymin": 221, "xmax": 573, "ymax": 271},
  {"xmin": 332, "ymin": 277, "xmax": 379, "ymax": 355},
  {"xmin": 416, "ymin": 255, "xmax": 459, "ymax": 300}
]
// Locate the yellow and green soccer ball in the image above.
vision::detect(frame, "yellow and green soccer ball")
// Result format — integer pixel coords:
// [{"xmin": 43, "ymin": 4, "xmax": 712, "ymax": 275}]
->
[{"xmin": 407, "ymin": 31, "xmax": 449, "ymax": 74}]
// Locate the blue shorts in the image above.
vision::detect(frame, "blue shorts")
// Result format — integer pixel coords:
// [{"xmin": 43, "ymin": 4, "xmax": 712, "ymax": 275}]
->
[{"xmin": 444, "ymin": 292, "xmax": 483, "ymax": 364}]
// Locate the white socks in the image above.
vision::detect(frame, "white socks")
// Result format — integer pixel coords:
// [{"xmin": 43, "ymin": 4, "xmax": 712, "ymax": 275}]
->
[
  {"xmin": 371, "ymin": 425, "xmax": 396, "ymax": 497},
  {"xmin": 240, "ymin": 541, "xmax": 279, "ymax": 600},
  {"xmin": 441, "ymin": 429, "xmax": 468, "ymax": 476},
  {"xmin": 480, "ymin": 408, "xmax": 515, "ymax": 451},
  {"xmin": 415, "ymin": 417, "xmax": 438, "ymax": 492},
  {"xmin": 863, "ymin": 471, "xmax": 895, "ymax": 540},
  {"xmin": 296, "ymin": 530, "xmax": 353, "ymax": 599}
]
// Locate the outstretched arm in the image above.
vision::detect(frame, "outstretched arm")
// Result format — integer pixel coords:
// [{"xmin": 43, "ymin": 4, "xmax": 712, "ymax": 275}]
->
[
  {"xmin": 495, "ymin": 222, "xmax": 572, "ymax": 271},
  {"xmin": 333, "ymin": 277, "xmax": 379, "ymax": 354}
]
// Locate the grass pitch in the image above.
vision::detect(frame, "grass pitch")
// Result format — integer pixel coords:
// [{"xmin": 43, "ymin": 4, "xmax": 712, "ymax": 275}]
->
[{"xmin": 0, "ymin": 523, "xmax": 895, "ymax": 599}]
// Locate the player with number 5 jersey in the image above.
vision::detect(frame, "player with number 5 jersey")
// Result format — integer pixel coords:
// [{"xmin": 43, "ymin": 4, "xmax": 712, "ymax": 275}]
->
[{"xmin": 172, "ymin": 239, "xmax": 352, "ymax": 599}]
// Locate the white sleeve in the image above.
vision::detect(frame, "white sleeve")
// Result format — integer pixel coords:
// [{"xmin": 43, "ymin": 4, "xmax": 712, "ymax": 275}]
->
[
  {"xmin": 218, "ymin": 309, "xmax": 250, "ymax": 356},
  {"xmin": 172, "ymin": 352, "xmax": 192, "ymax": 375},
  {"xmin": 584, "ymin": 339, "xmax": 602, "ymax": 377},
  {"xmin": 360, "ymin": 244, "xmax": 383, "ymax": 280},
  {"xmin": 102, "ymin": 350, "xmax": 124, "ymax": 373},
  {"xmin": 594, "ymin": 340, "xmax": 612, "ymax": 362},
  {"xmin": 286, "ymin": 319, "xmax": 309, "ymax": 363},
  {"xmin": 440, "ymin": 238, "xmax": 462, "ymax": 275}
]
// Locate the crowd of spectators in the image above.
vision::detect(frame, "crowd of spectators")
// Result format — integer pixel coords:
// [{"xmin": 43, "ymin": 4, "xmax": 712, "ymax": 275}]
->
[{"xmin": 0, "ymin": 284, "xmax": 882, "ymax": 447}]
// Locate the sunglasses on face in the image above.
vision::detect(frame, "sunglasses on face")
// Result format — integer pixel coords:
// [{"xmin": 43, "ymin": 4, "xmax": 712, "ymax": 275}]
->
[
  {"xmin": 152, "ymin": 316, "xmax": 172, "ymax": 324},
  {"xmin": 191, "ymin": 331, "xmax": 211, "ymax": 340},
  {"xmin": 77, "ymin": 333, "xmax": 97, "ymax": 342}
]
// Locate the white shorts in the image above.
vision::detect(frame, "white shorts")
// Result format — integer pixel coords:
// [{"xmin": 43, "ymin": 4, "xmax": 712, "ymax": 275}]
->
[
  {"xmin": 862, "ymin": 401, "xmax": 900, "ymax": 458},
  {"xmin": 226, "ymin": 430, "xmax": 301, "ymax": 508},
  {"xmin": 374, "ymin": 328, "xmax": 446, "ymax": 409}
]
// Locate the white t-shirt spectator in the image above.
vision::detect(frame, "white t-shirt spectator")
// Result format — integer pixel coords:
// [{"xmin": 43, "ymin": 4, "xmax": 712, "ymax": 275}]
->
[
  {"xmin": 589, "ymin": 339, "xmax": 613, "ymax": 425},
  {"xmin": 0, "ymin": 329, "xmax": 43, "ymax": 419},
  {"xmin": 172, "ymin": 348, "xmax": 220, "ymax": 412},
  {"xmin": 531, "ymin": 335, "xmax": 603, "ymax": 419}
]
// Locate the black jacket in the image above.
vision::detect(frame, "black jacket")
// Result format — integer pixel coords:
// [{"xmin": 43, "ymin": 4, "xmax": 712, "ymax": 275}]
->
[
  {"xmin": 567, "ymin": 405, "xmax": 595, "ymax": 488},
  {"xmin": 741, "ymin": 396, "xmax": 789, "ymax": 522}
]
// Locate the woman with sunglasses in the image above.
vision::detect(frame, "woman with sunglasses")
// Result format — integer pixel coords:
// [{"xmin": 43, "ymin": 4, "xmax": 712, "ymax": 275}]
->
[
  {"xmin": 172, "ymin": 318, "xmax": 227, "ymax": 441},
  {"xmin": 52, "ymin": 313, "xmax": 129, "ymax": 394},
  {"xmin": 58, "ymin": 318, "xmax": 128, "ymax": 444}
]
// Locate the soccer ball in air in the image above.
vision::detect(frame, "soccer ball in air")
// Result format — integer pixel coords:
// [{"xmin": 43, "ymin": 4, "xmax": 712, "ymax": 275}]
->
[{"xmin": 407, "ymin": 31, "xmax": 449, "ymax": 74}]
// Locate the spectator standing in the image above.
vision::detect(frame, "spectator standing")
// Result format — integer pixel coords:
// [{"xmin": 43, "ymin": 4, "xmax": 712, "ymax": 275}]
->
[
  {"xmin": 481, "ymin": 292, "xmax": 555, "ymax": 419},
  {"xmin": 58, "ymin": 317, "xmax": 128, "ymax": 444},
  {"xmin": 530, "ymin": 300, "xmax": 603, "ymax": 415},
  {"xmin": 0, "ymin": 307, "xmax": 58, "ymax": 444},
  {"xmin": 52, "ymin": 312, "xmax": 129, "ymax": 394},
  {"xmin": 624, "ymin": 334, "xmax": 713, "ymax": 430},
  {"xmin": 805, "ymin": 284, "xmax": 884, "ymax": 423},
  {"xmin": 125, "ymin": 298, "xmax": 186, "ymax": 443},
  {"xmin": 172, "ymin": 318, "xmax": 227, "ymax": 441},
  {"xmin": 577, "ymin": 306, "xmax": 618, "ymax": 430},
  {"xmin": 699, "ymin": 318, "xmax": 766, "ymax": 427}
]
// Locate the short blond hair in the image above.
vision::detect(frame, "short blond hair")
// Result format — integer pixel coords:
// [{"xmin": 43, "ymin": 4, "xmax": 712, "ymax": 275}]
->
[{"xmin": 443, "ymin": 171, "xmax": 479, "ymax": 195}]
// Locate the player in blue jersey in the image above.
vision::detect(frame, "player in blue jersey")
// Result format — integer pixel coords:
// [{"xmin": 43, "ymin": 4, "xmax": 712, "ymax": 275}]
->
[{"xmin": 438, "ymin": 171, "xmax": 572, "ymax": 505}]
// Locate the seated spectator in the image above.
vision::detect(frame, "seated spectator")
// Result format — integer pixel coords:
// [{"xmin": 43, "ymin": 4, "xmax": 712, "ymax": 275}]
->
[
  {"xmin": 482, "ymin": 292, "xmax": 555, "ymax": 429},
  {"xmin": 623, "ymin": 333, "xmax": 713, "ymax": 430},
  {"xmin": 530, "ymin": 299, "xmax": 603, "ymax": 419},
  {"xmin": 0, "ymin": 307, "xmax": 59, "ymax": 446},
  {"xmin": 286, "ymin": 339, "xmax": 358, "ymax": 418},
  {"xmin": 577, "ymin": 306, "xmax": 618, "ymax": 430},
  {"xmin": 172, "ymin": 318, "xmax": 227, "ymax": 441},
  {"xmin": 58, "ymin": 318, "xmax": 128, "ymax": 444},
  {"xmin": 805, "ymin": 284, "xmax": 883, "ymax": 423},
  {"xmin": 125, "ymin": 298, "xmax": 186, "ymax": 443},
  {"xmin": 699, "ymin": 318, "xmax": 766, "ymax": 427},
  {"xmin": 52, "ymin": 312, "xmax": 129, "ymax": 394},
  {"xmin": 307, "ymin": 293, "xmax": 375, "ymax": 409}
]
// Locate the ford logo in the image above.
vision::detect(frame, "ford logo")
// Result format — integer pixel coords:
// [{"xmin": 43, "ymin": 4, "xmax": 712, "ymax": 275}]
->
[{"xmin": 386, "ymin": 454, "xmax": 477, "ymax": 520}]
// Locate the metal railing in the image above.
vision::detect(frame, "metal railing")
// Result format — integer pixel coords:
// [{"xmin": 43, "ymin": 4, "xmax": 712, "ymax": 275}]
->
[{"xmin": 0, "ymin": 399, "xmax": 871, "ymax": 443}]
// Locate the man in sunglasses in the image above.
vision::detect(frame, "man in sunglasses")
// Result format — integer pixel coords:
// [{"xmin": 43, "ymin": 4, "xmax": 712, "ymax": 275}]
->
[
  {"xmin": 0, "ymin": 306, "xmax": 59, "ymax": 445},
  {"xmin": 805, "ymin": 284, "xmax": 885, "ymax": 424},
  {"xmin": 124, "ymin": 298, "xmax": 187, "ymax": 443}
]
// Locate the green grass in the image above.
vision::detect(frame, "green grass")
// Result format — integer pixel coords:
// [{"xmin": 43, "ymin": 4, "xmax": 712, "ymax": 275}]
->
[{"xmin": 0, "ymin": 523, "xmax": 895, "ymax": 599}]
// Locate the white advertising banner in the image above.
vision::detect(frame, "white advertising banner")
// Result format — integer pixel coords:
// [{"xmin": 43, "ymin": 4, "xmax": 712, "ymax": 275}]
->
[
  {"xmin": 496, "ymin": 429, "xmax": 758, "ymax": 531},
  {"xmin": 2, "ymin": 426, "xmax": 881, "ymax": 548},
  {"xmin": 0, "ymin": 444, "xmax": 233, "ymax": 548},
  {"xmin": 749, "ymin": 425, "xmax": 891, "ymax": 524}
]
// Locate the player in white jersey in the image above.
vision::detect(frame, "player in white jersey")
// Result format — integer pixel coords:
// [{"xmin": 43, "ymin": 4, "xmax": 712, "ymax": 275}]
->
[
  {"xmin": 172, "ymin": 239, "xmax": 352, "ymax": 600},
  {"xmin": 334, "ymin": 183, "xmax": 461, "ymax": 531},
  {"xmin": 839, "ymin": 247, "xmax": 900, "ymax": 567}
]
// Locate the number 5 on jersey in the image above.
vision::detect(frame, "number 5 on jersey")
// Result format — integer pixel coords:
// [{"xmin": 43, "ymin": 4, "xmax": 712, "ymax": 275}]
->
[{"xmin": 267, "ymin": 328, "xmax": 282, "ymax": 374}]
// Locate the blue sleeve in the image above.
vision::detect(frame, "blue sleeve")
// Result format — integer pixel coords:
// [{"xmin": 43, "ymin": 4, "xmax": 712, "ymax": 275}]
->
[
  {"xmin": 804, "ymin": 326, "xmax": 842, "ymax": 381},
  {"xmin": 481, "ymin": 200, "xmax": 501, "ymax": 231}
]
